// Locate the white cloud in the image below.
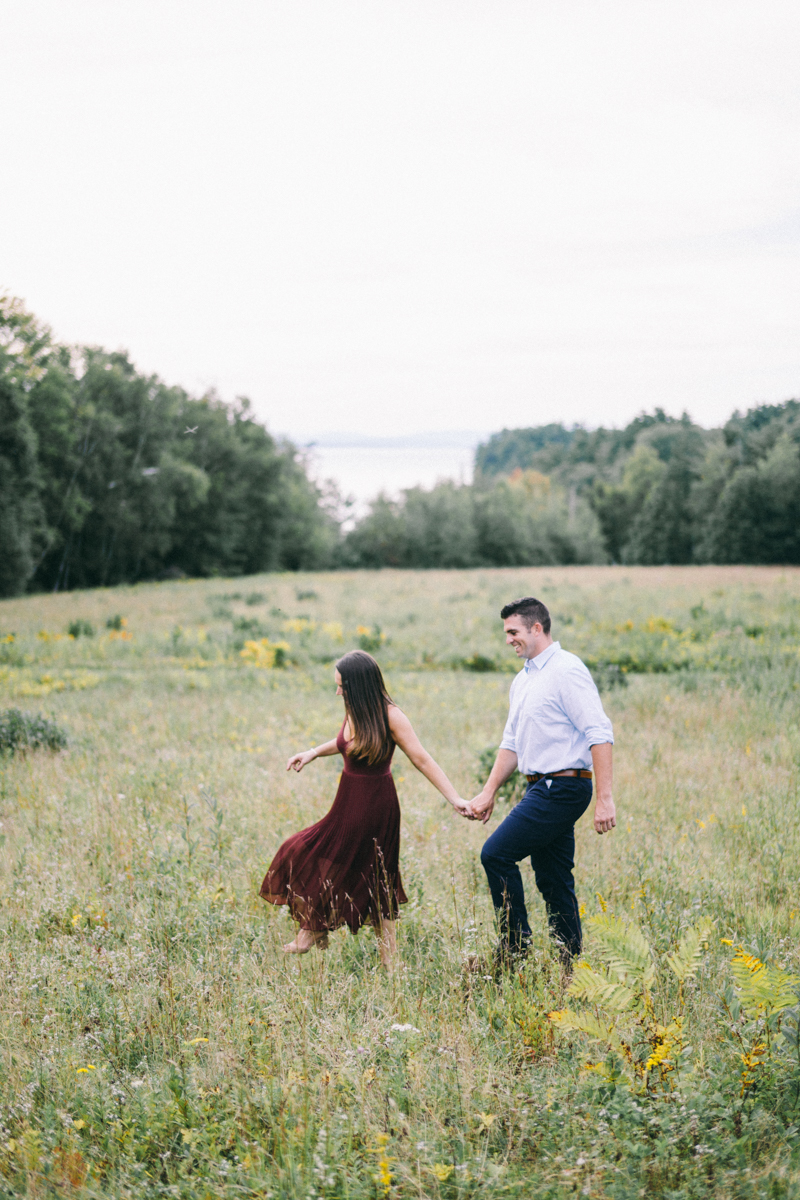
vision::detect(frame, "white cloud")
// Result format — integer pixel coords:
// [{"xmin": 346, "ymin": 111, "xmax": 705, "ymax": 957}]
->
[{"xmin": 1, "ymin": 0, "xmax": 799, "ymax": 439}]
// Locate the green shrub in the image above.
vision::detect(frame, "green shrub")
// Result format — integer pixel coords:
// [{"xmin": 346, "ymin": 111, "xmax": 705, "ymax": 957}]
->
[
  {"xmin": 474, "ymin": 745, "xmax": 527, "ymax": 805},
  {"xmin": 457, "ymin": 653, "xmax": 499, "ymax": 672},
  {"xmin": 357, "ymin": 625, "xmax": 385, "ymax": 653},
  {"xmin": 67, "ymin": 619, "xmax": 94, "ymax": 638},
  {"xmin": 589, "ymin": 661, "xmax": 629, "ymax": 692},
  {"xmin": 0, "ymin": 709, "xmax": 68, "ymax": 755},
  {"xmin": 0, "ymin": 634, "xmax": 23, "ymax": 665},
  {"xmin": 105, "ymin": 614, "xmax": 124, "ymax": 630}
]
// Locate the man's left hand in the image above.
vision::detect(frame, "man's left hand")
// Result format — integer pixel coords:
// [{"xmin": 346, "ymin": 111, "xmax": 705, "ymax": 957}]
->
[{"xmin": 594, "ymin": 796, "xmax": 616, "ymax": 834}]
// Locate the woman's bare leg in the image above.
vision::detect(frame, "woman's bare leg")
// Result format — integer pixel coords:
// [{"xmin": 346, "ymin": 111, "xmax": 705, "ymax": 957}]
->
[
  {"xmin": 283, "ymin": 928, "xmax": 329, "ymax": 954},
  {"xmin": 374, "ymin": 919, "xmax": 396, "ymax": 968}
]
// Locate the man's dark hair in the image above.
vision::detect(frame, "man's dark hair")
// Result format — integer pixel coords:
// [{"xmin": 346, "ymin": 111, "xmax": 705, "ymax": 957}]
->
[{"xmin": 500, "ymin": 596, "xmax": 551, "ymax": 633}]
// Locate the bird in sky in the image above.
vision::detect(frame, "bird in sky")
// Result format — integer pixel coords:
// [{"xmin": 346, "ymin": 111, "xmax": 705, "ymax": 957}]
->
[{"xmin": 184, "ymin": 426, "xmax": 198, "ymax": 434}]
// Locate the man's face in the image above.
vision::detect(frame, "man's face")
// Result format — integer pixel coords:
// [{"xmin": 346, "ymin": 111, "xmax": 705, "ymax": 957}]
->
[{"xmin": 503, "ymin": 616, "xmax": 540, "ymax": 659}]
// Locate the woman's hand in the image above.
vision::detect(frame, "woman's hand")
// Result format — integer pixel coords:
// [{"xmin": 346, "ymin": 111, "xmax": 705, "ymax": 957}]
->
[
  {"xmin": 452, "ymin": 797, "xmax": 476, "ymax": 819},
  {"xmin": 287, "ymin": 750, "xmax": 316, "ymax": 773}
]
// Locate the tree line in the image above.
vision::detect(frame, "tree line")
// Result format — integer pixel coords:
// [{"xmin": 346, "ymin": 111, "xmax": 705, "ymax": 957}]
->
[
  {"xmin": 3, "ymin": 294, "xmax": 800, "ymax": 596},
  {"xmin": 475, "ymin": 406, "xmax": 800, "ymax": 565},
  {"xmin": 0, "ymin": 297, "xmax": 337, "ymax": 597},
  {"xmin": 343, "ymin": 405, "xmax": 800, "ymax": 569}
]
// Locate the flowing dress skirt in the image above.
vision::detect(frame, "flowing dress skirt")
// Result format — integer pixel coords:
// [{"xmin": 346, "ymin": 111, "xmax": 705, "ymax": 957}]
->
[{"xmin": 260, "ymin": 729, "xmax": 407, "ymax": 932}]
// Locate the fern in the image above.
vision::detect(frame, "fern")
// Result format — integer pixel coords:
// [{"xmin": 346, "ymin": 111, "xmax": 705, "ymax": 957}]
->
[
  {"xmin": 550, "ymin": 915, "xmax": 712, "ymax": 1094},
  {"xmin": 549, "ymin": 1009, "xmax": 623, "ymax": 1052},
  {"xmin": 731, "ymin": 949, "xmax": 799, "ymax": 1018},
  {"xmin": 585, "ymin": 913, "xmax": 655, "ymax": 990},
  {"xmin": 666, "ymin": 919, "xmax": 713, "ymax": 983},
  {"xmin": 567, "ymin": 966, "xmax": 637, "ymax": 1013}
]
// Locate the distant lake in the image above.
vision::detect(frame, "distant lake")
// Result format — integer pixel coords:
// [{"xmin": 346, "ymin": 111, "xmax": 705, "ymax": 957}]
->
[{"xmin": 304, "ymin": 442, "xmax": 477, "ymax": 511}]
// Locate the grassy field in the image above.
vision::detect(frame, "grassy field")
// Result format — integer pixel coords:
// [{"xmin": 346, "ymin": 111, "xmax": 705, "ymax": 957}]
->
[{"xmin": 1, "ymin": 565, "xmax": 800, "ymax": 1199}]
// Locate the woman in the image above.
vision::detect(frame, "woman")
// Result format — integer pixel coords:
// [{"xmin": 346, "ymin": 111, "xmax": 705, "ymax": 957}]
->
[{"xmin": 260, "ymin": 650, "xmax": 470, "ymax": 965}]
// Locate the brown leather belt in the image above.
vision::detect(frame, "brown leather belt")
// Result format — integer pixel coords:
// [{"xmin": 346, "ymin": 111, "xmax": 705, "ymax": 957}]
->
[{"xmin": 526, "ymin": 769, "xmax": 592, "ymax": 783}]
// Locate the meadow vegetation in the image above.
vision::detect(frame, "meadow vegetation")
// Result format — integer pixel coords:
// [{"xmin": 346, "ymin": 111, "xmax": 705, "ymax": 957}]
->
[{"xmin": 0, "ymin": 565, "xmax": 799, "ymax": 1198}]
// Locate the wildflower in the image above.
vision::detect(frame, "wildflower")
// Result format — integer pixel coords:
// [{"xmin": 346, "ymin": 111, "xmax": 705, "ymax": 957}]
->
[
  {"xmin": 720, "ymin": 938, "xmax": 733, "ymax": 946},
  {"xmin": 733, "ymin": 948, "xmax": 764, "ymax": 973},
  {"xmin": 389, "ymin": 1023, "xmax": 420, "ymax": 1034},
  {"xmin": 432, "ymin": 1164, "xmax": 454, "ymax": 1181},
  {"xmin": 578, "ymin": 903, "xmax": 586, "ymax": 917},
  {"xmin": 369, "ymin": 1133, "xmax": 393, "ymax": 1195},
  {"xmin": 596, "ymin": 892, "xmax": 608, "ymax": 913},
  {"xmin": 76, "ymin": 1066, "xmax": 96, "ymax": 1074},
  {"xmin": 282, "ymin": 618, "xmax": 315, "ymax": 635},
  {"xmin": 645, "ymin": 1040, "xmax": 672, "ymax": 1071},
  {"xmin": 476, "ymin": 1112, "xmax": 496, "ymax": 1131},
  {"xmin": 582, "ymin": 1062, "xmax": 611, "ymax": 1079},
  {"xmin": 240, "ymin": 638, "xmax": 290, "ymax": 669},
  {"xmin": 187, "ymin": 1037, "xmax": 209, "ymax": 1045}
]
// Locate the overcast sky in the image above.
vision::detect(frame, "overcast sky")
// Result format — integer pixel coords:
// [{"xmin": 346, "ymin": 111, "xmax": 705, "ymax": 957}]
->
[{"xmin": 2, "ymin": 1, "xmax": 799, "ymax": 442}]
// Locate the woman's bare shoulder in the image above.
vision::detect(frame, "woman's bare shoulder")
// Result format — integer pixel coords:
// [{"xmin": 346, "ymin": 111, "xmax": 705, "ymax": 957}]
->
[{"xmin": 387, "ymin": 703, "xmax": 410, "ymax": 729}]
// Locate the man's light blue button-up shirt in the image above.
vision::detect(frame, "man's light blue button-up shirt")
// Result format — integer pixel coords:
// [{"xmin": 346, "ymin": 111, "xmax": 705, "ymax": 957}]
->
[{"xmin": 499, "ymin": 641, "xmax": 614, "ymax": 775}]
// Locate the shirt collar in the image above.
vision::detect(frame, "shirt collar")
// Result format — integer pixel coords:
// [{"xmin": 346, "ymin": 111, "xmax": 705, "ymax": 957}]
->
[{"xmin": 525, "ymin": 640, "xmax": 561, "ymax": 672}]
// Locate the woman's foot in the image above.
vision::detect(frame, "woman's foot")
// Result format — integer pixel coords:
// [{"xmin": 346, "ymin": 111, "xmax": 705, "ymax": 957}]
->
[
  {"xmin": 283, "ymin": 929, "xmax": 329, "ymax": 954},
  {"xmin": 374, "ymin": 919, "xmax": 397, "ymax": 968}
]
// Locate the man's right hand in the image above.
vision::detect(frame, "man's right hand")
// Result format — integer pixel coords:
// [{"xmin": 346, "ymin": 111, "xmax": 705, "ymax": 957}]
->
[{"xmin": 469, "ymin": 790, "xmax": 495, "ymax": 825}]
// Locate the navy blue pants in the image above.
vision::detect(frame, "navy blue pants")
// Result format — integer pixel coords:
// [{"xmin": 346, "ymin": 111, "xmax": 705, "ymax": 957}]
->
[{"xmin": 480, "ymin": 777, "xmax": 592, "ymax": 959}]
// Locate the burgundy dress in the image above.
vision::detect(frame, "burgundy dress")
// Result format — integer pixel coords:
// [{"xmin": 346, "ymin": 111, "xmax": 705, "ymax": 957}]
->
[{"xmin": 260, "ymin": 723, "xmax": 407, "ymax": 932}]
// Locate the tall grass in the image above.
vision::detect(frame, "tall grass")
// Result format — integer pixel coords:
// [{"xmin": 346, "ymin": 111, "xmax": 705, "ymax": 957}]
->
[{"xmin": 0, "ymin": 566, "xmax": 799, "ymax": 1197}]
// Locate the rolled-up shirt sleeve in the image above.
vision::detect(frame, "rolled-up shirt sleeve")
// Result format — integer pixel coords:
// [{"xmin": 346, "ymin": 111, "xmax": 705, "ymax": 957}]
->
[
  {"xmin": 559, "ymin": 666, "xmax": 614, "ymax": 747},
  {"xmin": 499, "ymin": 676, "xmax": 519, "ymax": 753},
  {"xmin": 499, "ymin": 711, "xmax": 517, "ymax": 753}
]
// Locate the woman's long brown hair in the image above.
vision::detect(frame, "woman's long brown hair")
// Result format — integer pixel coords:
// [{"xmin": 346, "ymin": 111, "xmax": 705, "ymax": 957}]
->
[{"xmin": 336, "ymin": 650, "xmax": 394, "ymax": 765}]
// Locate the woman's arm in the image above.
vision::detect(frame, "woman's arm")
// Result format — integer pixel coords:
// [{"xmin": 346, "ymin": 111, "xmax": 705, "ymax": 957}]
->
[
  {"xmin": 287, "ymin": 737, "xmax": 339, "ymax": 773},
  {"xmin": 388, "ymin": 707, "xmax": 471, "ymax": 814}
]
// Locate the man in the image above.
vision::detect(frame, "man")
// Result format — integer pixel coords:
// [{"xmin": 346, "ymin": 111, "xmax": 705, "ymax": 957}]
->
[{"xmin": 470, "ymin": 596, "xmax": 615, "ymax": 967}]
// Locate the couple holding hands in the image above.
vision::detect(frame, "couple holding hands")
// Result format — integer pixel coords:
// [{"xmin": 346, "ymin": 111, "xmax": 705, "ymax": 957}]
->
[{"xmin": 260, "ymin": 596, "xmax": 616, "ymax": 969}]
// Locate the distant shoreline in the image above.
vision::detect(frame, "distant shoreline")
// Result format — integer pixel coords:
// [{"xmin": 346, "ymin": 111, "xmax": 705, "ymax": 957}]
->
[{"xmin": 297, "ymin": 430, "xmax": 486, "ymax": 451}]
